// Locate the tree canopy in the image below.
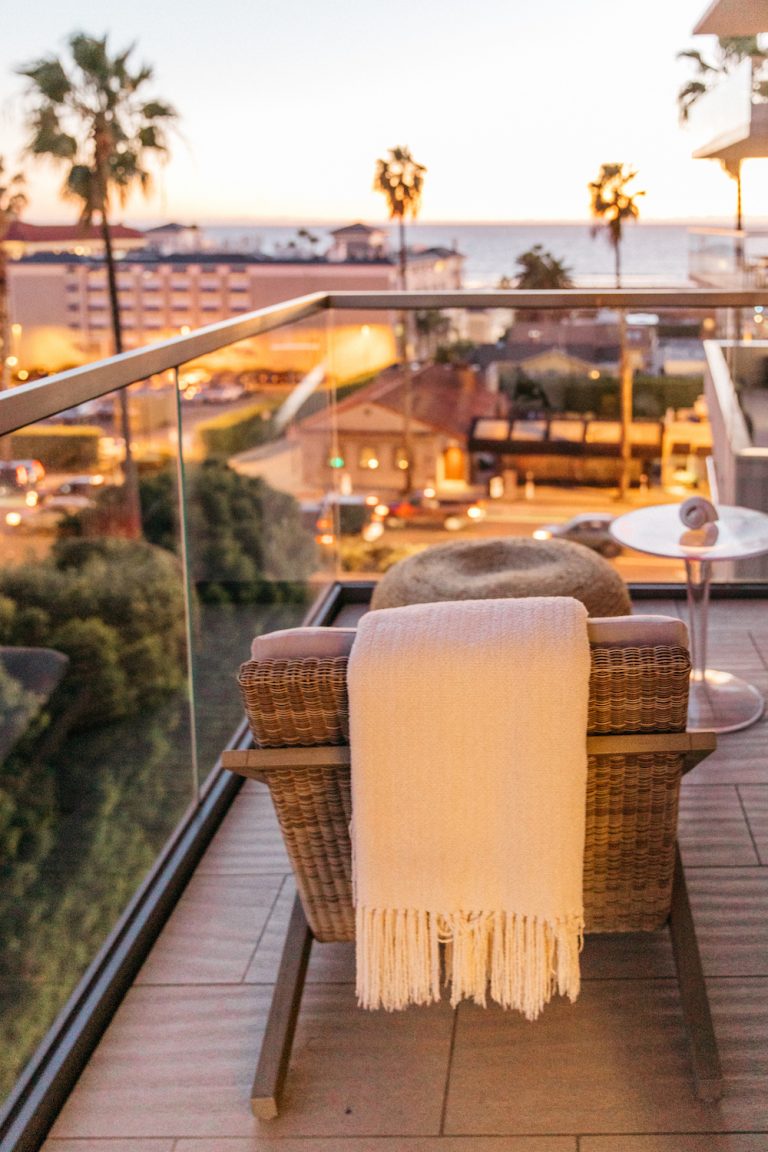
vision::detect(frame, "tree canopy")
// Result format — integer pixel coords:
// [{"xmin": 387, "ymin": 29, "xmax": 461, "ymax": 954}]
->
[
  {"xmin": 588, "ymin": 163, "xmax": 644, "ymax": 289},
  {"xmin": 512, "ymin": 245, "xmax": 574, "ymax": 290},
  {"xmin": 17, "ymin": 32, "xmax": 177, "ymax": 534},
  {"xmin": 18, "ymin": 33, "xmax": 176, "ymax": 249},
  {"xmin": 373, "ymin": 145, "xmax": 426, "ymax": 289}
]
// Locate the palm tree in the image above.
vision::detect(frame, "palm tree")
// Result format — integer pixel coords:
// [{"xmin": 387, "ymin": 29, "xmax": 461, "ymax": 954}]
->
[
  {"xmin": 0, "ymin": 159, "xmax": 27, "ymax": 460},
  {"xmin": 588, "ymin": 163, "xmax": 644, "ymax": 289},
  {"xmin": 373, "ymin": 145, "xmax": 426, "ymax": 290},
  {"xmin": 513, "ymin": 244, "xmax": 573, "ymax": 290},
  {"xmin": 589, "ymin": 163, "xmax": 644, "ymax": 498},
  {"xmin": 18, "ymin": 32, "xmax": 177, "ymax": 534},
  {"xmin": 373, "ymin": 146, "xmax": 426, "ymax": 496}
]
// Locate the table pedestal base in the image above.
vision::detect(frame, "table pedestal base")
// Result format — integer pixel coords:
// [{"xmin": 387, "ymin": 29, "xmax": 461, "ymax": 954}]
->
[{"xmin": 688, "ymin": 670, "xmax": 765, "ymax": 734}]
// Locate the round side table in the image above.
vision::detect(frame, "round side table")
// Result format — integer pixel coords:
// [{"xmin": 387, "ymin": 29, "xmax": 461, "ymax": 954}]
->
[{"xmin": 611, "ymin": 503, "xmax": 768, "ymax": 733}]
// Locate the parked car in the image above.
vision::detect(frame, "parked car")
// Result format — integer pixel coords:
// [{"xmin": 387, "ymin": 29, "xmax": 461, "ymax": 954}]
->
[
  {"xmin": 533, "ymin": 512, "xmax": 622, "ymax": 557},
  {"xmin": 304, "ymin": 493, "xmax": 384, "ymax": 545},
  {"xmin": 44, "ymin": 474, "xmax": 106, "ymax": 512},
  {"xmin": 379, "ymin": 488, "xmax": 486, "ymax": 532}
]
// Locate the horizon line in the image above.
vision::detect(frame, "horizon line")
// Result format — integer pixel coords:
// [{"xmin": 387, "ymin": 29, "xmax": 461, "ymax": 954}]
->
[{"xmin": 18, "ymin": 213, "xmax": 761, "ymax": 230}]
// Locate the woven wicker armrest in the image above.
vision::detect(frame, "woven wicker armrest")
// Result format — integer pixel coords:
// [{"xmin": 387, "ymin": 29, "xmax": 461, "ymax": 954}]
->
[{"xmin": 236, "ymin": 643, "xmax": 692, "ymax": 748}]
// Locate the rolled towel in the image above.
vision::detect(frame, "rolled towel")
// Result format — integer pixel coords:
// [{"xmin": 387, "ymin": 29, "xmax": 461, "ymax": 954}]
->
[{"xmin": 679, "ymin": 496, "xmax": 718, "ymax": 530}]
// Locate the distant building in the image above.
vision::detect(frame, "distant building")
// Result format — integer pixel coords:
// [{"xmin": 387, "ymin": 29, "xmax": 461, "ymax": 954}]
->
[
  {"xmin": 5, "ymin": 222, "xmax": 464, "ymax": 371},
  {"xmin": 472, "ymin": 316, "xmax": 657, "ymax": 394},
  {"xmin": 142, "ymin": 222, "xmax": 204, "ymax": 255},
  {"xmin": 291, "ymin": 361, "xmax": 501, "ymax": 495},
  {"xmin": 4, "ymin": 221, "xmax": 146, "ymax": 260},
  {"xmin": 327, "ymin": 223, "xmax": 387, "ymax": 262}
]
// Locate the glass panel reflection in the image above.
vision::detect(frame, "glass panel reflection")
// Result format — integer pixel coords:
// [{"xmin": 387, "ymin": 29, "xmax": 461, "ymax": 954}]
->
[{"xmin": 0, "ymin": 372, "xmax": 194, "ymax": 1101}]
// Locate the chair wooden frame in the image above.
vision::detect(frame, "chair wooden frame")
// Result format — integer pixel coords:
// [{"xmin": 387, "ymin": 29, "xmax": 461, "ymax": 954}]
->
[{"xmin": 222, "ymin": 639, "xmax": 721, "ymax": 1117}]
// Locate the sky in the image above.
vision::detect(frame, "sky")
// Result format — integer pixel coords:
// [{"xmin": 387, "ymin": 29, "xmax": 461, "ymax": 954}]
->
[{"xmin": 0, "ymin": 0, "xmax": 766, "ymax": 227}]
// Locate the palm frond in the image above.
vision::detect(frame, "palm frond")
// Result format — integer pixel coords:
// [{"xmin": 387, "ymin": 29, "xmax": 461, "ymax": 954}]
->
[{"xmin": 16, "ymin": 57, "xmax": 71, "ymax": 103}]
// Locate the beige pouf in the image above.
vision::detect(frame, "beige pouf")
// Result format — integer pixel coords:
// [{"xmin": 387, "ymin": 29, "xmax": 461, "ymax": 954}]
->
[{"xmin": 370, "ymin": 537, "xmax": 632, "ymax": 617}]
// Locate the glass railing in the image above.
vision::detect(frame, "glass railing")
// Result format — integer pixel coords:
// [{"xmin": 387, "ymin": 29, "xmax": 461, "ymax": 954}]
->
[{"xmin": 1, "ymin": 288, "xmax": 768, "ymax": 1116}]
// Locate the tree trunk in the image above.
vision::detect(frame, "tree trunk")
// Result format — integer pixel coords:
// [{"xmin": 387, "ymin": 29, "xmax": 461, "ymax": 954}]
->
[
  {"xmin": 396, "ymin": 215, "xmax": 414, "ymax": 494},
  {"xmin": 735, "ymin": 162, "xmax": 744, "ymax": 278},
  {"xmin": 101, "ymin": 212, "xmax": 142, "ymax": 538},
  {"xmin": 618, "ymin": 310, "xmax": 633, "ymax": 499},
  {"xmin": 614, "ymin": 239, "xmax": 621, "ymax": 290},
  {"xmin": 0, "ymin": 241, "xmax": 11, "ymax": 460},
  {"xmin": 398, "ymin": 215, "xmax": 407, "ymax": 290}
]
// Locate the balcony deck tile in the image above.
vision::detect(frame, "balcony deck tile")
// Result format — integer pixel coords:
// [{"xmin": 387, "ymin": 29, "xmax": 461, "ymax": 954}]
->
[
  {"xmin": 581, "ymin": 1137, "xmax": 768, "ymax": 1151},
  {"xmin": 135, "ymin": 872, "xmax": 283, "ymax": 985},
  {"xmin": 739, "ymin": 785, "xmax": 768, "ymax": 862},
  {"xmin": 444, "ymin": 979, "xmax": 768, "ymax": 1135},
  {"xmin": 686, "ymin": 869, "xmax": 768, "ymax": 975},
  {"xmin": 194, "ymin": 785, "xmax": 289, "ymax": 875},
  {"xmin": 45, "ymin": 1143, "xmax": 174, "ymax": 1152},
  {"xmin": 678, "ymin": 784, "xmax": 759, "ymax": 866},
  {"xmin": 173, "ymin": 1140, "xmax": 577, "ymax": 1151},
  {"xmin": 47, "ymin": 985, "xmax": 273, "ymax": 1140}
]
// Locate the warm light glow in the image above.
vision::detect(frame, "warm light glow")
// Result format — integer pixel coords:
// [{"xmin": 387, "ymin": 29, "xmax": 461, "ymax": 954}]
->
[
  {"xmin": 589, "ymin": 369, "xmax": 600, "ymax": 380},
  {"xmin": 364, "ymin": 494, "xmax": 379, "ymax": 506},
  {"xmin": 5, "ymin": 512, "xmax": 22, "ymax": 527},
  {"xmin": 467, "ymin": 505, "xmax": 484, "ymax": 519},
  {"xmin": 374, "ymin": 503, "xmax": 390, "ymax": 517},
  {"xmin": 533, "ymin": 528, "xmax": 552, "ymax": 540},
  {"xmin": 366, "ymin": 458, "xmax": 379, "ymax": 470},
  {"xmin": 25, "ymin": 492, "xmax": 38, "ymax": 507},
  {"xmin": 423, "ymin": 486, "xmax": 436, "ymax": 498},
  {"xmin": 5, "ymin": 356, "xmax": 17, "ymax": 368},
  {"xmin": 10, "ymin": 324, "xmax": 21, "ymax": 337},
  {"xmin": 17, "ymin": 370, "xmax": 28, "ymax": 381}
]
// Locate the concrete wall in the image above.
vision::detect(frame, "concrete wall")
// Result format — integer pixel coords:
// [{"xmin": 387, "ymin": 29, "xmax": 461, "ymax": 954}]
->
[{"xmin": 703, "ymin": 339, "xmax": 768, "ymax": 578}]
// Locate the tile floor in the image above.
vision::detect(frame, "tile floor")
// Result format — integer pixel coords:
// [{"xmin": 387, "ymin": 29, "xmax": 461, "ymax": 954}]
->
[{"xmin": 42, "ymin": 599, "xmax": 768, "ymax": 1151}]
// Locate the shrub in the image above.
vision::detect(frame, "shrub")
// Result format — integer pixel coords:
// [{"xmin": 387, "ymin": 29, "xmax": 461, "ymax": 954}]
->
[
  {"xmin": 10, "ymin": 426, "xmax": 102, "ymax": 470},
  {"xmin": 138, "ymin": 461, "xmax": 316, "ymax": 603},
  {"xmin": 195, "ymin": 404, "xmax": 273, "ymax": 457},
  {"xmin": 0, "ymin": 538, "xmax": 186, "ymax": 731}
]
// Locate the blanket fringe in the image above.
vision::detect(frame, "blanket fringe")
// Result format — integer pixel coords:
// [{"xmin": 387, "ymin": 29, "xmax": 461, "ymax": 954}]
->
[{"xmin": 356, "ymin": 907, "xmax": 583, "ymax": 1019}]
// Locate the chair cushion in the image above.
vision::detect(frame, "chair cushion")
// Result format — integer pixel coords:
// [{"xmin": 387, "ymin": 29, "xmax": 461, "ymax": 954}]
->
[
  {"xmin": 250, "ymin": 626, "xmax": 356, "ymax": 660},
  {"xmin": 249, "ymin": 615, "xmax": 687, "ymax": 659},
  {"xmin": 587, "ymin": 615, "xmax": 688, "ymax": 648}
]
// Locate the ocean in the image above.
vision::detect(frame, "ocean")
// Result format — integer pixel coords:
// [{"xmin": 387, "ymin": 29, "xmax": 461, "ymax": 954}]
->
[{"xmin": 203, "ymin": 220, "xmax": 695, "ymax": 289}]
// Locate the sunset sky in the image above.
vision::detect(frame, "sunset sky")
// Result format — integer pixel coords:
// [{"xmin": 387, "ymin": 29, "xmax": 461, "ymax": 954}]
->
[{"xmin": 1, "ymin": 0, "xmax": 766, "ymax": 227}]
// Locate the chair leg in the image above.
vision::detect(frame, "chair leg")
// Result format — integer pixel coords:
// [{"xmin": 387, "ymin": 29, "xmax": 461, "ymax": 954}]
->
[
  {"xmin": 251, "ymin": 893, "xmax": 314, "ymax": 1118},
  {"xmin": 668, "ymin": 843, "xmax": 724, "ymax": 1102}
]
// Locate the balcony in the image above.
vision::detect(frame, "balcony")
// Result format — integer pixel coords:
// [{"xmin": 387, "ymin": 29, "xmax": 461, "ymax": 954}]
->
[
  {"xmin": 685, "ymin": 58, "xmax": 768, "ymax": 162},
  {"xmin": 1, "ymin": 290, "xmax": 767, "ymax": 1150}
]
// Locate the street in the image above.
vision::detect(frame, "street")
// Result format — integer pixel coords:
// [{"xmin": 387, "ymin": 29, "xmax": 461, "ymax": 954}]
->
[{"xmin": 375, "ymin": 484, "xmax": 688, "ymax": 584}]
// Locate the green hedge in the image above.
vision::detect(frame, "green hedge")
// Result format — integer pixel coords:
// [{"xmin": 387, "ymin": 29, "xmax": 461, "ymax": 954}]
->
[
  {"xmin": 10, "ymin": 426, "xmax": 102, "ymax": 470},
  {"xmin": 560, "ymin": 375, "xmax": 703, "ymax": 419},
  {"xmin": 195, "ymin": 404, "xmax": 273, "ymax": 457}
]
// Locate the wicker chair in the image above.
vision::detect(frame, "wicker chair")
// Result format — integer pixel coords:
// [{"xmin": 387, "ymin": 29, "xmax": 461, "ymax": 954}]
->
[{"xmin": 222, "ymin": 614, "xmax": 720, "ymax": 1117}]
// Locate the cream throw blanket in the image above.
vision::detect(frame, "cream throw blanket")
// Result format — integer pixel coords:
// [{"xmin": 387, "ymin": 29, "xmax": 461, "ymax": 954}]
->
[{"xmin": 348, "ymin": 596, "xmax": 591, "ymax": 1020}]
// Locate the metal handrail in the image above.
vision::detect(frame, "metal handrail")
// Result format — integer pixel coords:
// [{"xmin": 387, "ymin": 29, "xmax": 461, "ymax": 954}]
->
[{"xmin": 3, "ymin": 287, "xmax": 768, "ymax": 436}]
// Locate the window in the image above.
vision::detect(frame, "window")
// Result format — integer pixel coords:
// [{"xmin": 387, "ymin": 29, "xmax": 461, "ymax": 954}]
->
[{"xmin": 359, "ymin": 446, "xmax": 380, "ymax": 470}]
